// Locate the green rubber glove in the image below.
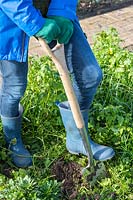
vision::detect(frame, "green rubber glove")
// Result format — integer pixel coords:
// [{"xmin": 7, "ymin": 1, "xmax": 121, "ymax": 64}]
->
[
  {"xmin": 35, "ymin": 18, "xmax": 61, "ymax": 43},
  {"xmin": 48, "ymin": 16, "xmax": 74, "ymax": 44}
]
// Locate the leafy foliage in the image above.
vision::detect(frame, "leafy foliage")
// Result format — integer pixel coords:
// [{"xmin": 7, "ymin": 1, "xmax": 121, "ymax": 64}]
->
[
  {"xmin": 0, "ymin": 28, "xmax": 132, "ymax": 199},
  {"xmin": 0, "ymin": 169, "xmax": 60, "ymax": 200}
]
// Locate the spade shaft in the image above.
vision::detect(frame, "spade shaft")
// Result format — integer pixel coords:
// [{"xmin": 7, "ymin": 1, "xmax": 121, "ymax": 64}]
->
[{"xmin": 39, "ymin": 38, "xmax": 94, "ymax": 168}]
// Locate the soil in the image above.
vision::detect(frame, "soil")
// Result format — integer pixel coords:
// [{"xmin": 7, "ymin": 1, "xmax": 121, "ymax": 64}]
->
[
  {"xmin": 77, "ymin": 0, "xmax": 133, "ymax": 18},
  {"xmin": 51, "ymin": 157, "xmax": 117, "ymax": 199},
  {"xmin": 0, "ymin": 160, "xmax": 13, "ymax": 178},
  {"xmin": 51, "ymin": 158, "xmax": 82, "ymax": 199}
]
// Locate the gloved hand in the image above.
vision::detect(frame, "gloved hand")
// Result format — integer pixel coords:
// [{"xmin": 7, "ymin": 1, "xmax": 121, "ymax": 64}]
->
[
  {"xmin": 48, "ymin": 16, "xmax": 74, "ymax": 44},
  {"xmin": 35, "ymin": 18, "xmax": 61, "ymax": 43}
]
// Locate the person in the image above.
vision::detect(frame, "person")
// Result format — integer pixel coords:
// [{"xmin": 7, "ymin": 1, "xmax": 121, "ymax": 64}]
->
[{"xmin": 0, "ymin": 0, "xmax": 115, "ymax": 168}]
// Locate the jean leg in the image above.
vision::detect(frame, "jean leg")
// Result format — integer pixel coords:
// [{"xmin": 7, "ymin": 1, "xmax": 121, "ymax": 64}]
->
[
  {"xmin": 0, "ymin": 60, "xmax": 28, "ymax": 117},
  {"xmin": 64, "ymin": 21, "xmax": 103, "ymax": 110}
]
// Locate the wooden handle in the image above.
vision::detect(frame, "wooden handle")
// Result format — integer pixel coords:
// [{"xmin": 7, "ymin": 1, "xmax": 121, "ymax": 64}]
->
[
  {"xmin": 38, "ymin": 38, "xmax": 94, "ymax": 168},
  {"xmin": 39, "ymin": 38, "xmax": 85, "ymax": 129}
]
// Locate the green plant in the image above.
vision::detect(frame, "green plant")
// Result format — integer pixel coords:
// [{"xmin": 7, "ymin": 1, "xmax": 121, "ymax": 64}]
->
[
  {"xmin": 0, "ymin": 28, "xmax": 132, "ymax": 199},
  {"xmin": 0, "ymin": 169, "xmax": 61, "ymax": 200}
]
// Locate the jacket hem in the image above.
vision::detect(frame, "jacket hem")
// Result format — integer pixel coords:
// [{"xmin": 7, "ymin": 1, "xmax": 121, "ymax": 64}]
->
[{"xmin": 47, "ymin": 9, "xmax": 78, "ymax": 21}]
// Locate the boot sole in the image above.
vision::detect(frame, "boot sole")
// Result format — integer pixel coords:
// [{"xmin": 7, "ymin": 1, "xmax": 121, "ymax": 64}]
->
[
  {"xmin": 68, "ymin": 149, "xmax": 115, "ymax": 161},
  {"xmin": 68, "ymin": 150, "xmax": 80, "ymax": 155}
]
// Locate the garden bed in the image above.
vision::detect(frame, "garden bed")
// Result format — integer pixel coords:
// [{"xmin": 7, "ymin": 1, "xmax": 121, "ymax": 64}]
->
[{"xmin": 77, "ymin": 0, "xmax": 133, "ymax": 18}]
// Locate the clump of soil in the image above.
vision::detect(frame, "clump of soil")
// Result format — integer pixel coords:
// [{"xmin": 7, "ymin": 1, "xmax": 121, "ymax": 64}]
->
[
  {"xmin": 51, "ymin": 158, "xmax": 82, "ymax": 199},
  {"xmin": 51, "ymin": 158, "xmax": 113, "ymax": 199}
]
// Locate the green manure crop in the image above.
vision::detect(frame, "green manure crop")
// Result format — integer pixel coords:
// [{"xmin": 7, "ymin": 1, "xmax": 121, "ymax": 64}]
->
[{"xmin": 0, "ymin": 28, "xmax": 132, "ymax": 200}]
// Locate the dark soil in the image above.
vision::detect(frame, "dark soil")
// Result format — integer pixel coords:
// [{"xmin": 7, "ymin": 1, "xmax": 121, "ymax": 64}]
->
[
  {"xmin": 51, "ymin": 157, "xmax": 117, "ymax": 199},
  {"xmin": 51, "ymin": 158, "xmax": 82, "ymax": 199},
  {"xmin": 125, "ymin": 44, "xmax": 133, "ymax": 52},
  {"xmin": 77, "ymin": 0, "xmax": 133, "ymax": 18},
  {"xmin": 0, "ymin": 146, "xmax": 14, "ymax": 178},
  {"xmin": 0, "ymin": 160, "xmax": 13, "ymax": 178}
]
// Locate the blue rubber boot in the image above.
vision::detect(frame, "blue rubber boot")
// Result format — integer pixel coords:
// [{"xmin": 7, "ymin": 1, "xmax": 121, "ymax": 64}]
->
[
  {"xmin": 1, "ymin": 105, "xmax": 32, "ymax": 168},
  {"xmin": 57, "ymin": 101, "xmax": 115, "ymax": 161}
]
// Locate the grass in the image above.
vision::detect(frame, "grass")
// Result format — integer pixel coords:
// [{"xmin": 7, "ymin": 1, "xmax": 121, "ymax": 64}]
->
[{"xmin": 0, "ymin": 28, "xmax": 133, "ymax": 199}]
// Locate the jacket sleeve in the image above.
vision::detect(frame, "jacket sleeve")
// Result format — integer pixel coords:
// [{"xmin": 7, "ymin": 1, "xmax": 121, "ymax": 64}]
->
[
  {"xmin": 47, "ymin": 0, "xmax": 78, "ymax": 20},
  {"xmin": 0, "ymin": 0, "xmax": 45, "ymax": 36}
]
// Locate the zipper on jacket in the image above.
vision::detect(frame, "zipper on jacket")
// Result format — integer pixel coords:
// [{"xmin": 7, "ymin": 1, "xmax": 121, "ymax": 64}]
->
[{"xmin": 21, "ymin": 32, "xmax": 26, "ymax": 62}]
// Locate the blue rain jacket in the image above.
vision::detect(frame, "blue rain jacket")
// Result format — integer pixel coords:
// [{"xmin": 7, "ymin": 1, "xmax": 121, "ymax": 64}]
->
[{"xmin": 0, "ymin": 0, "xmax": 78, "ymax": 62}]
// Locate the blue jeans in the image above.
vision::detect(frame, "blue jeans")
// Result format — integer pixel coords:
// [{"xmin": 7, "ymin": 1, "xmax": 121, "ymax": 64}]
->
[
  {"xmin": 0, "ymin": 21, "xmax": 102, "ymax": 117},
  {"xmin": 0, "ymin": 60, "xmax": 28, "ymax": 117},
  {"xmin": 64, "ymin": 21, "xmax": 102, "ymax": 110}
]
